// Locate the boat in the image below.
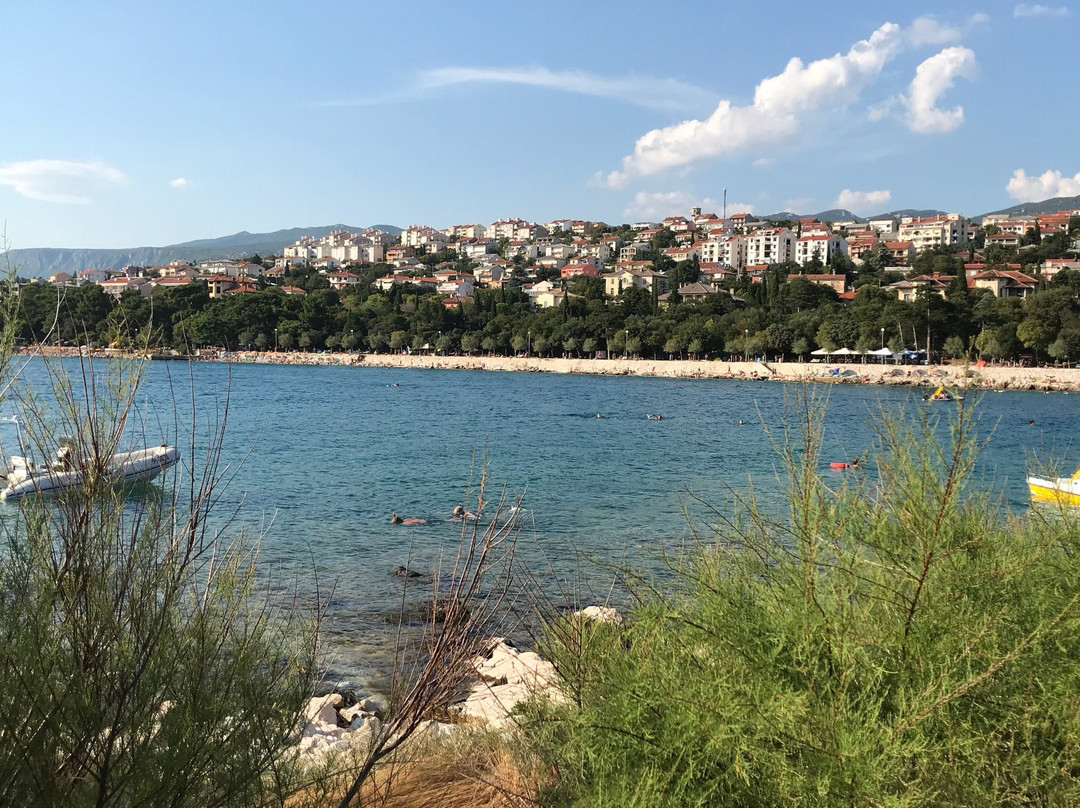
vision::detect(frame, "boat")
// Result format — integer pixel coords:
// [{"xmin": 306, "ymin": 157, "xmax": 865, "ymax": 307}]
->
[
  {"xmin": 923, "ymin": 385, "xmax": 964, "ymax": 402},
  {"xmin": 1027, "ymin": 468, "xmax": 1080, "ymax": 507},
  {"xmin": 0, "ymin": 439, "xmax": 181, "ymax": 501}
]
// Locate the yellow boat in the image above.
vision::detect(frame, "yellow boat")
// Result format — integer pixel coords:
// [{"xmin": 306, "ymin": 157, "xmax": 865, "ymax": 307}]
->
[{"xmin": 1027, "ymin": 468, "xmax": 1080, "ymax": 506}]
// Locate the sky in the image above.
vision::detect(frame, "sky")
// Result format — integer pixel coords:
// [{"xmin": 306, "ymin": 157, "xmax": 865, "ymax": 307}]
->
[{"xmin": 1, "ymin": 0, "xmax": 1078, "ymax": 249}]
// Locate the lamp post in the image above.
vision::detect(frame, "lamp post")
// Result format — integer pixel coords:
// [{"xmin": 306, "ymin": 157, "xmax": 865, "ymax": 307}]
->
[
  {"xmin": 527, "ymin": 330, "xmax": 531, "ymax": 357},
  {"xmin": 624, "ymin": 328, "xmax": 629, "ymax": 359},
  {"xmin": 880, "ymin": 326, "xmax": 885, "ymax": 365},
  {"xmin": 274, "ymin": 328, "xmax": 279, "ymax": 353},
  {"xmin": 744, "ymin": 328, "xmax": 749, "ymax": 362}
]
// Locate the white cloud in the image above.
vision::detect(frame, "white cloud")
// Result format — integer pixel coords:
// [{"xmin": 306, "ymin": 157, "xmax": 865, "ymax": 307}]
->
[
  {"xmin": 752, "ymin": 157, "xmax": 775, "ymax": 168},
  {"xmin": 169, "ymin": 177, "xmax": 189, "ymax": 189},
  {"xmin": 0, "ymin": 159, "xmax": 126, "ymax": 204},
  {"xmin": 1006, "ymin": 169, "xmax": 1080, "ymax": 201},
  {"xmin": 330, "ymin": 66, "xmax": 717, "ymax": 113},
  {"xmin": 1014, "ymin": 4, "xmax": 1069, "ymax": 17},
  {"xmin": 621, "ymin": 191, "xmax": 725, "ymax": 220},
  {"xmin": 599, "ymin": 17, "xmax": 969, "ymax": 188},
  {"xmin": 835, "ymin": 188, "xmax": 892, "ymax": 212},
  {"xmin": 901, "ymin": 47, "xmax": 977, "ymax": 134}
]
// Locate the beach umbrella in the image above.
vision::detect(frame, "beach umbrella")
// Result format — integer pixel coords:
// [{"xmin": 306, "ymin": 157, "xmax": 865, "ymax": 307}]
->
[
  {"xmin": 810, "ymin": 348, "xmax": 831, "ymax": 356},
  {"xmin": 832, "ymin": 347, "xmax": 858, "ymax": 355}
]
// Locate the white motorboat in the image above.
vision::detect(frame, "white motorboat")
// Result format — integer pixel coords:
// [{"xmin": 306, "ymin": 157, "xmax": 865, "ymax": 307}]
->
[{"xmin": 0, "ymin": 440, "xmax": 181, "ymax": 501}]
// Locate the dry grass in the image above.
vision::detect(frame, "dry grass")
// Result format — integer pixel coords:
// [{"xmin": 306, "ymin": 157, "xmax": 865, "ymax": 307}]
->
[{"xmin": 289, "ymin": 736, "xmax": 545, "ymax": 808}]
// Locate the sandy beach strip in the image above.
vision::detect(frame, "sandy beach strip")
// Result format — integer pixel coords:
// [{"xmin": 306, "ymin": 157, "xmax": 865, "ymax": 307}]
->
[{"xmin": 208, "ymin": 350, "xmax": 1080, "ymax": 392}]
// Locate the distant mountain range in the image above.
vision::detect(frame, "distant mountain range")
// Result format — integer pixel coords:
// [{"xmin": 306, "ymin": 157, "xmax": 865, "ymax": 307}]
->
[
  {"xmin": 973, "ymin": 195, "xmax": 1080, "ymax": 223},
  {"xmin": 4, "ymin": 224, "xmax": 403, "ymax": 279},
  {"xmin": 759, "ymin": 208, "xmax": 948, "ymax": 223}
]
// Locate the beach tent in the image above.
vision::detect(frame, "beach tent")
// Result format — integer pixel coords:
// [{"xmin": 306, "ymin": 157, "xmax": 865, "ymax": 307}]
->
[
  {"xmin": 867, "ymin": 347, "xmax": 894, "ymax": 364},
  {"xmin": 831, "ymin": 347, "xmax": 858, "ymax": 355},
  {"xmin": 810, "ymin": 348, "xmax": 832, "ymax": 355}
]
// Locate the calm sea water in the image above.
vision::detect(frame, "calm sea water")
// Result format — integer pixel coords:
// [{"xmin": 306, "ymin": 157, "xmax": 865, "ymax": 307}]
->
[{"xmin": 7, "ymin": 359, "xmax": 1080, "ymax": 688}]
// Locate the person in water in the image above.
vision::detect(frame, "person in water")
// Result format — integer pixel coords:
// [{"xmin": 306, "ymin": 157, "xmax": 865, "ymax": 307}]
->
[
  {"xmin": 452, "ymin": 504, "xmax": 465, "ymax": 518},
  {"xmin": 851, "ymin": 457, "xmax": 861, "ymax": 468},
  {"xmin": 391, "ymin": 511, "xmax": 403, "ymax": 524}
]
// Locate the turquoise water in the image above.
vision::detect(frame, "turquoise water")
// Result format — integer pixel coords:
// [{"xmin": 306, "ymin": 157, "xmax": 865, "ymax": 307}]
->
[{"xmin": 7, "ymin": 359, "xmax": 1080, "ymax": 687}]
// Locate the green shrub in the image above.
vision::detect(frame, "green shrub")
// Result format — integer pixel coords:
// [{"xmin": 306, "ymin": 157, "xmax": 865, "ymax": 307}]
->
[{"xmin": 528, "ymin": 390, "xmax": 1080, "ymax": 807}]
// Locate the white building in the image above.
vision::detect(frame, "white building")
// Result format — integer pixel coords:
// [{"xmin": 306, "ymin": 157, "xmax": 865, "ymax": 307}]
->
[
  {"xmin": 795, "ymin": 233, "xmax": 849, "ymax": 267},
  {"xmin": 897, "ymin": 214, "xmax": 969, "ymax": 251},
  {"xmin": 698, "ymin": 235, "xmax": 746, "ymax": 271},
  {"xmin": 743, "ymin": 228, "xmax": 795, "ymax": 266}
]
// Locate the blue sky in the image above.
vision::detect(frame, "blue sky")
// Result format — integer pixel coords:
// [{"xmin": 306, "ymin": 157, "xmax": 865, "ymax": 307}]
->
[{"xmin": 1, "ymin": 0, "xmax": 1077, "ymax": 249}]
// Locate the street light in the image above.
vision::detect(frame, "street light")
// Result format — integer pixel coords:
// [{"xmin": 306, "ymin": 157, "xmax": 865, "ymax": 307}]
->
[
  {"xmin": 274, "ymin": 328, "xmax": 279, "ymax": 353},
  {"xmin": 880, "ymin": 326, "xmax": 885, "ymax": 365},
  {"xmin": 624, "ymin": 328, "xmax": 629, "ymax": 359},
  {"xmin": 527, "ymin": 330, "xmax": 531, "ymax": 357},
  {"xmin": 744, "ymin": 328, "xmax": 749, "ymax": 362}
]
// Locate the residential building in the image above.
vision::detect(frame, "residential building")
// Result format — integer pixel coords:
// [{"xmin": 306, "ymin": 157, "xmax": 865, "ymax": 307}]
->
[
  {"xmin": 560, "ymin": 262, "xmax": 599, "ymax": 279},
  {"xmin": 897, "ymin": 214, "xmax": 969, "ymax": 251},
  {"xmin": 601, "ymin": 268, "xmax": 667, "ymax": 297},
  {"xmin": 1042, "ymin": 258, "xmax": 1080, "ymax": 277},
  {"xmin": 101, "ymin": 276, "xmax": 151, "ymax": 298},
  {"xmin": 883, "ymin": 240, "xmax": 915, "ymax": 266},
  {"xmin": 787, "ymin": 273, "xmax": 846, "ymax": 294},
  {"xmin": 327, "ymin": 270, "xmax": 363, "ymax": 291},
  {"xmin": 743, "ymin": 227, "xmax": 795, "ymax": 265},
  {"xmin": 969, "ymin": 269, "xmax": 1038, "ymax": 298},
  {"xmin": 794, "ymin": 233, "xmax": 848, "ymax": 267}
]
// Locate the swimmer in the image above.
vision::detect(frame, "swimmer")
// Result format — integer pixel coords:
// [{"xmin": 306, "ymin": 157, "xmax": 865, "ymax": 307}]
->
[
  {"xmin": 596, "ymin": 413, "xmax": 602, "ymax": 418},
  {"xmin": 1029, "ymin": 419, "xmax": 1035, "ymax": 425},
  {"xmin": 452, "ymin": 504, "xmax": 465, "ymax": 518},
  {"xmin": 391, "ymin": 511, "xmax": 403, "ymax": 524},
  {"xmin": 851, "ymin": 457, "xmax": 860, "ymax": 468},
  {"xmin": 738, "ymin": 419, "xmax": 744, "ymax": 425}
]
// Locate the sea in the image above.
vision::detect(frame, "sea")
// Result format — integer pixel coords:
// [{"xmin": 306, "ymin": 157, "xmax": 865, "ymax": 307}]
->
[{"xmin": 5, "ymin": 359, "xmax": 1079, "ymax": 690}]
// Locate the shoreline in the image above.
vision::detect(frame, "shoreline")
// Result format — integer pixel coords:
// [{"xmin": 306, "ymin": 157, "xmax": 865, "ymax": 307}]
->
[
  {"xmin": 22, "ymin": 347, "xmax": 1080, "ymax": 392},
  {"xmin": 200, "ymin": 351, "xmax": 1080, "ymax": 392}
]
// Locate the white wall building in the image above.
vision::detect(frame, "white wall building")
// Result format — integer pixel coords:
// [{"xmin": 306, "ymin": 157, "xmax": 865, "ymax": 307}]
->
[
  {"xmin": 743, "ymin": 228, "xmax": 795, "ymax": 266},
  {"xmin": 795, "ymin": 233, "xmax": 849, "ymax": 267}
]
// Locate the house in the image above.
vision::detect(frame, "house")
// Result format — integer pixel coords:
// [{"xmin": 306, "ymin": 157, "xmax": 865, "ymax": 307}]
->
[
  {"xmin": 150, "ymin": 275, "xmax": 195, "ymax": 291},
  {"xmin": 78, "ymin": 268, "xmax": 111, "ymax": 285},
  {"xmin": 986, "ymin": 232, "xmax": 1022, "ymax": 249},
  {"xmin": 867, "ymin": 217, "xmax": 898, "ymax": 236},
  {"xmin": 601, "ymin": 268, "xmax": 667, "ymax": 297},
  {"xmin": 662, "ymin": 245, "xmax": 699, "ymax": 262},
  {"xmin": 701, "ymin": 263, "xmax": 737, "ymax": 289},
  {"xmin": 327, "ymin": 270, "xmax": 363, "ymax": 291},
  {"xmin": 887, "ymin": 273, "xmax": 953, "ymax": 302},
  {"xmin": 969, "ymin": 269, "xmax": 1038, "ymax": 298},
  {"xmin": 47, "ymin": 272, "xmax": 75, "ymax": 287},
  {"xmin": 560, "ymin": 263, "xmax": 599, "ymax": 279},
  {"xmin": 619, "ymin": 243, "xmax": 651, "ymax": 262},
  {"xmin": 787, "ymin": 273, "xmax": 846, "ymax": 294},
  {"xmin": 101, "ymin": 276, "xmax": 152, "ymax": 298},
  {"xmin": 533, "ymin": 289, "xmax": 566, "ymax": 309},
  {"xmin": 883, "ymin": 241, "xmax": 915, "ymax": 266},
  {"xmin": 197, "ymin": 275, "xmax": 240, "ymax": 299},
  {"xmin": 281, "ymin": 285, "xmax": 306, "ymax": 296},
  {"xmin": 659, "ymin": 282, "xmax": 713, "ymax": 305},
  {"xmin": 386, "ymin": 245, "xmax": 416, "ymax": 263},
  {"xmin": 1042, "ymin": 258, "xmax": 1080, "ymax": 277}
]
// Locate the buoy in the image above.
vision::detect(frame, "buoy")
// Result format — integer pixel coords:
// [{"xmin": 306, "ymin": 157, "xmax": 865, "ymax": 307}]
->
[{"xmin": 829, "ymin": 462, "xmax": 850, "ymax": 469}]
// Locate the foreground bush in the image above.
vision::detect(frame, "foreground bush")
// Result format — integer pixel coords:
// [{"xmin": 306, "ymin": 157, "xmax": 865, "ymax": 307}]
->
[
  {"xmin": 0, "ymin": 351, "xmax": 321, "ymax": 807},
  {"xmin": 528, "ymin": 391, "xmax": 1080, "ymax": 807}
]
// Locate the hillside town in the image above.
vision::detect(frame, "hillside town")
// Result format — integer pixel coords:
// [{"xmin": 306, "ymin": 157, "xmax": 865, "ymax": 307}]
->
[{"xmin": 38, "ymin": 207, "xmax": 1080, "ymax": 309}]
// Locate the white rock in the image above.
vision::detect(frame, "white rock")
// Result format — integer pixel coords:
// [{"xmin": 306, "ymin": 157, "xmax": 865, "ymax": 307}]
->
[
  {"xmin": 304, "ymin": 693, "xmax": 342, "ymax": 727},
  {"xmin": 576, "ymin": 605, "xmax": 623, "ymax": 625}
]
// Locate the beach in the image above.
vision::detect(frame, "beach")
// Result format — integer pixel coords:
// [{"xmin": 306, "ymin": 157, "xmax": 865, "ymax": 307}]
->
[
  {"xmin": 218, "ymin": 350, "xmax": 1080, "ymax": 392},
  {"xmin": 23, "ymin": 346, "xmax": 1080, "ymax": 391}
]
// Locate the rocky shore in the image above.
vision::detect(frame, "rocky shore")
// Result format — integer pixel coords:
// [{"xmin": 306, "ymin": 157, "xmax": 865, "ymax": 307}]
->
[
  {"xmin": 213, "ymin": 349, "xmax": 1080, "ymax": 392},
  {"xmin": 26, "ymin": 346, "xmax": 1080, "ymax": 392}
]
